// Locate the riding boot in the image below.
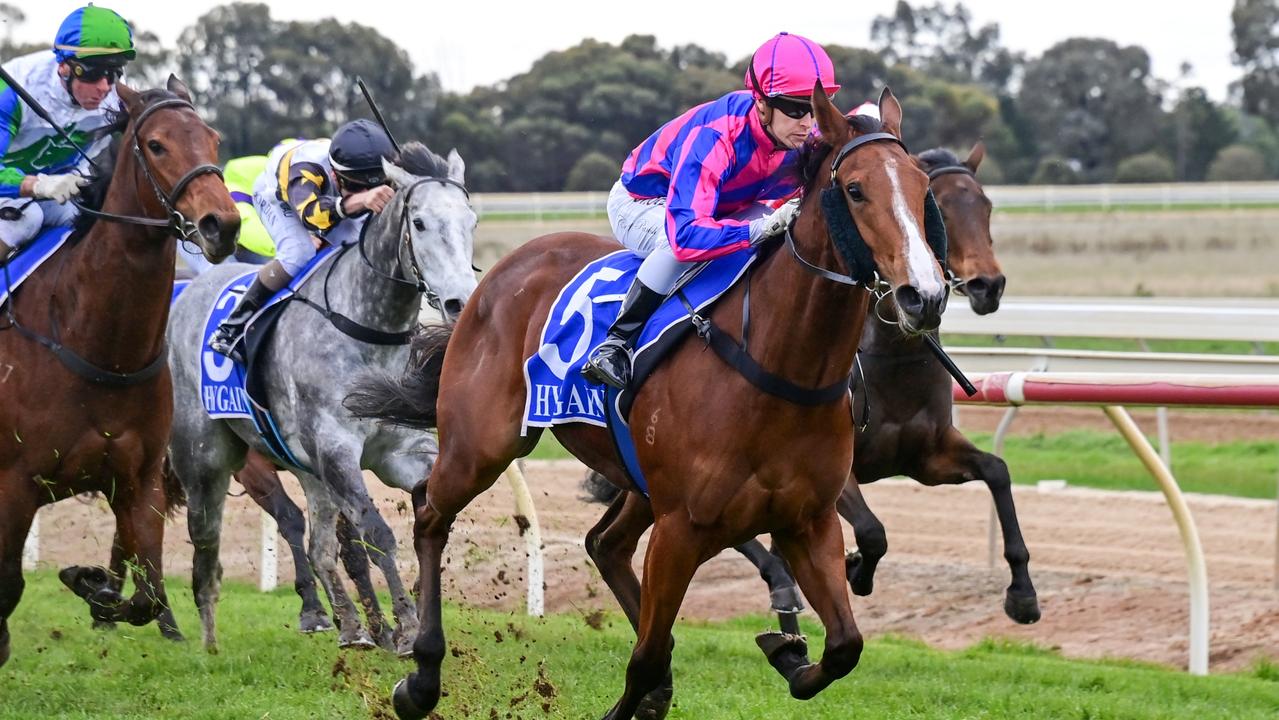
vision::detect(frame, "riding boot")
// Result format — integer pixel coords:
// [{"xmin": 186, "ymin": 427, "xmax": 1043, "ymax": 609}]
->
[
  {"xmin": 0, "ymin": 241, "xmax": 16, "ymax": 264},
  {"xmin": 581, "ymin": 278, "xmax": 666, "ymax": 389},
  {"xmin": 207, "ymin": 277, "xmax": 276, "ymax": 364}
]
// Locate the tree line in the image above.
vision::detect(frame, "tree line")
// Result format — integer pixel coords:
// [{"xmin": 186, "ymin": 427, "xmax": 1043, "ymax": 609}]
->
[{"xmin": 3, "ymin": 1, "xmax": 1278, "ymax": 190}]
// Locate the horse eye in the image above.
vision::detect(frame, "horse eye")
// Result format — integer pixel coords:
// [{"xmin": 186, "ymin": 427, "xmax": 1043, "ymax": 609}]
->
[
  {"xmin": 412, "ymin": 218, "xmax": 426, "ymax": 232},
  {"xmin": 845, "ymin": 183, "xmax": 865, "ymax": 202},
  {"xmin": 147, "ymin": 139, "xmax": 165, "ymax": 154}
]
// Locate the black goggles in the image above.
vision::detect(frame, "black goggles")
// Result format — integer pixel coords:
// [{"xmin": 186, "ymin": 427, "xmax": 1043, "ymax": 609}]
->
[
  {"xmin": 68, "ymin": 60, "xmax": 123, "ymax": 85},
  {"xmin": 336, "ymin": 170, "xmax": 386, "ymax": 192},
  {"xmin": 767, "ymin": 95, "xmax": 814, "ymax": 120}
]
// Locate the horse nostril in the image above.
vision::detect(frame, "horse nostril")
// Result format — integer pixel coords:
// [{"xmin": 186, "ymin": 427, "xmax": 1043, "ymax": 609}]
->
[
  {"xmin": 893, "ymin": 285, "xmax": 924, "ymax": 316},
  {"xmin": 443, "ymin": 299, "xmax": 464, "ymax": 318},
  {"xmin": 198, "ymin": 214, "xmax": 221, "ymax": 243}
]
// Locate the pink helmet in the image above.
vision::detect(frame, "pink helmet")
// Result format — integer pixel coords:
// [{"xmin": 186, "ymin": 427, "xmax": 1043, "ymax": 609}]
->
[{"xmin": 746, "ymin": 32, "xmax": 840, "ymax": 99}]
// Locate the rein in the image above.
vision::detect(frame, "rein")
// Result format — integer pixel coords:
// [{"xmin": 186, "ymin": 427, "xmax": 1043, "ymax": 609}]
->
[
  {"xmin": 298, "ymin": 174, "xmax": 471, "ymax": 344},
  {"xmin": 0, "ymin": 97, "xmax": 223, "ymax": 387}
]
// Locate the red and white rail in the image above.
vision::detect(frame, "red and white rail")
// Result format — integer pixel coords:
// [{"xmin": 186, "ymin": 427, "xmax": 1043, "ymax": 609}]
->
[{"xmin": 955, "ymin": 372, "xmax": 1279, "ymax": 675}]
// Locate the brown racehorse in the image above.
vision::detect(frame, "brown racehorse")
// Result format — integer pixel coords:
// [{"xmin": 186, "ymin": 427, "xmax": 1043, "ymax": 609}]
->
[
  {"xmin": 349, "ymin": 87, "xmax": 946, "ymax": 720},
  {"xmin": 580, "ymin": 141, "xmax": 1038, "ymax": 631},
  {"xmin": 0, "ymin": 77, "xmax": 239, "ymax": 668}
]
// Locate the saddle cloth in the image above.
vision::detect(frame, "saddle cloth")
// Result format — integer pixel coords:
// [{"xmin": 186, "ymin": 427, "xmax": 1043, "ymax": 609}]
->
[{"xmin": 0, "ymin": 226, "xmax": 74, "ymax": 308}]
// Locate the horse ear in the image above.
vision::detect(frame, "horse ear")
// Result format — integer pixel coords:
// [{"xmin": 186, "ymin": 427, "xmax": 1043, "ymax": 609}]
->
[
  {"xmin": 878, "ymin": 86, "xmax": 903, "ymax": 139},
  {"xmin": 166, "ymin": 74, "xmax": 192, "ymax": 103},
  {"xmin": 381, "ymin": 157, "xmax": 414, "ymax": 189},
  {"xmin": 812, "ymin": 81, "xmax": 849, "ymax": 146},
  {"xmin": 447, "ymin": 149, "xmax": 466, "ymax": 184},
  {"xmin": 115, "ymin": 81, "xmax": 140, "ymax": 112},
  {"xmin": 964, "ymin": 140, "xmax": 986, "ymax": 172}
]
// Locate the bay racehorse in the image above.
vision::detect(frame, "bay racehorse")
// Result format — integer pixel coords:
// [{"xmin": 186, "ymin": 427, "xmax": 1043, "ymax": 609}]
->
[
  {"xmin": 0, "ymin": 77, "xmax": 239, "ymax": 668},
  {"xmin": 348, "ymin": 87, "xmax": 947, "ymax": 720},
  {"xmin": 583, "ymin": 140, "xmax": 1039, "ymax": 627},
  {"xmin": 165, "ymin": 142, "xmax": 476, "ymax": 654}
]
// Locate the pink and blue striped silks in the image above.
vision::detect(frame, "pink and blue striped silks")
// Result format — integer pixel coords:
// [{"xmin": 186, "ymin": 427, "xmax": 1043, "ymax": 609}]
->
[{"xmin": 620, "ymin": 90, "xmax": 800, "ymax": 263}]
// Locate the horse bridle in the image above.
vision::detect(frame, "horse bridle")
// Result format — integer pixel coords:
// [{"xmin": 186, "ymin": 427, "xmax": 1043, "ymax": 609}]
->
[
  {"xmin": 357, "ymin": 175, "xmax": 471, "ymax": 313},
  {"xmin": 924, "ymin": 162, "xmax": 980, "ymax": 295},
  {"xmin": 783, "ymin": 131, "xmax": 906, "ymax": 292},
  {"xmin": 74, "ymin": 98, "xmax": 224, "ymax": 242}
]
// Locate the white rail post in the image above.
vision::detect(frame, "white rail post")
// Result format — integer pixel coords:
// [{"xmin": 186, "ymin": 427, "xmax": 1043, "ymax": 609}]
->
[
  {"xmin": 22, "ymin": 510, "xmax": 38, "ymax": 571},
  {"xmin": 1156, "ymin": 406, "xmax": 1173, "ymax": 469},
  {"xmin": 989, "ymin": 406, "xmax": 1020, "ymax": 569},
  {"xmin": 259, "ymin": 509, "xmax": 278, "ymax": 592},
  {"xmin": 1103, "ymin": 405, "xmax": 1209, "ymax": 675},
  {"xmin": 504, "ymin": 461, "xmax": 545, "ymax": 616}
]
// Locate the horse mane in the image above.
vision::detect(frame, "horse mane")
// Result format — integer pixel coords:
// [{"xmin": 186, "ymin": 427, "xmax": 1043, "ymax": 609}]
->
[
  {"xmin": 70, "ymin": 88, "xmax": 186, "ymax": 242},
  {"xmin": 916, "ymin": 147, "xmax": 963, "ymax": 173},
  {"xmin": 395, "ymin": 141, "xmax": 450, "ymax": 178},
  {"xmin": 795, "ymin": 113, "xmax": 884, "ymax": 193}
]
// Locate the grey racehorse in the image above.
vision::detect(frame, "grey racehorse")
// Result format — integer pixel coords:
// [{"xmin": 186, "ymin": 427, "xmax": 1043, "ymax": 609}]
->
[{"xmin": 166, "ymin": 142, "xmax": 477, "ymax": 653}]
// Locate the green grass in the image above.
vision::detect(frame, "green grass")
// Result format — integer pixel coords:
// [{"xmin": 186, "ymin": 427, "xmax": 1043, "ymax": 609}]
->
[
  {"xmin": 2, "ymin": 573, "xmax": 1276, "ymax": 719},
  {"xmin": 526, "ymin": 430, "xmax": 1277, "ymax": 499}
]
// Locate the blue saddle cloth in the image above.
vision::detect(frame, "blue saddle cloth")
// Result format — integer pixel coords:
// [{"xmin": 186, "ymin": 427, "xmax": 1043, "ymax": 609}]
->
[
  {"xmin": 0, "ymin": 226, "xmax": 74, "ymax": 307},
  {"xmin": 191, "ymin": 245, "xmax": 340, "ymax": 471},
  {"xmin": 522, "ymin": 246, "xmax": 759, "ymax": 494}
]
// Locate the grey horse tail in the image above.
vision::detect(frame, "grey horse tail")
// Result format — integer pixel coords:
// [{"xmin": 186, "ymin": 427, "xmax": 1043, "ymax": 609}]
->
[
  {"xmin": 344, "ymin": 324, "xmax": 453, "ymax": 429},
  {"xmin": 580, "ymin": 470, "xmax": 622, "ymax": 505},
  {"xmin": 161, "ymin": 455, "xmax": 187, "ymax": 517}
]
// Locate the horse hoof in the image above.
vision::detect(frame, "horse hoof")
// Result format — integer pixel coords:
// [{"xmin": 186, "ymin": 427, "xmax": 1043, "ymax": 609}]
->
[
  {"xmin": 635, "ymin": 682, "xmax": 674, "ymax": 720},
  {"xmin": 339, "ymin": 629, "xmax": 377, "ymax": 650},
  {"xmin": 1004, "ymin": 591, "xmax": 1041, "ymax": 625},
  {"xmin": 92, "ymin": 619, "xmax": 117, "ymax": 632},
  {"xmin": 58, "ymin": 566, "xmax": 112, "ymax": 600},
  {"xmin": 299, "ymin": 610, "xmax": 335, "ymax": 634},
  {"xmin": 87, "ymin": 588, "xmax": 125, "ymax": 623},
  {"xmin": 0, "ymin": 624, "xmax": 10, "ymax": 669},
  {"xmin": 160, "ymin": 626, "xmax": 186, "ymax": 642},
  {"xmin": 844, "ymin": 552, "xmax": 874, "ymax": 596},
  {"xmin": 769, "ymin": 585, "xmax": 805, "ymax": 614},
  {"xmin": 373, "ymin": 625, "xmax": 397, "ymax": 653},
  {"xmin": 755, "ymin": 631, "xmax": 810, "ymax": 678},
  {"xmin": 392, "ymin": 677, "xmax": 435, "ymax": 720}
]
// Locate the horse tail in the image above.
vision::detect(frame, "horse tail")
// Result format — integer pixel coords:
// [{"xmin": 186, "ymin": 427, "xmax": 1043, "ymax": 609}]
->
[
  {"xmin": 580, "ymin": 469, "xmax": 622, "ymax": 505},
  {"xmin": 161, "ymin": 455, "xmax": 187, "ymax": 517},
  {"xmin": 344, "ymin": 324, "xmax": 453, "ymax": 428}
]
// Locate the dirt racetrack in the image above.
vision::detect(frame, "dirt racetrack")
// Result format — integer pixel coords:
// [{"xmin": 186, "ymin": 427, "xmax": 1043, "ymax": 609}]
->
[{"xmin": 28, "ymin": 411, "xmax": 1278, "ymax": 673}]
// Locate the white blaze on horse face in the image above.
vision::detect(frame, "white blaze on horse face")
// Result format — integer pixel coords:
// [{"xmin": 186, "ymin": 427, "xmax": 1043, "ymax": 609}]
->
[{"xmin": 886, "ymin": 159, "xmax": 944, "ymax": 296}]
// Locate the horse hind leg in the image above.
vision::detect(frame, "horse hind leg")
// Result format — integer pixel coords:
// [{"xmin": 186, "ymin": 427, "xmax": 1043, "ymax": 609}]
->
[
  {"xmin": 762, "ymin": 508, "xmax": 864, "ymax": 700},
  {"xmin": 234, "ymin": 456, "xmax": 333, "ymax": 634},
  {"xmin": 299, "ymin": 480, "xmax": 374, "ymax": 649},
  {"xmin": 835, "ymin": 476, "xmax": 887, "ymax": 596}
]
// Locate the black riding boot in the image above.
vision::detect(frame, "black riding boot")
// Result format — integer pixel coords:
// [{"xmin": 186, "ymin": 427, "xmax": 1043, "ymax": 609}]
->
[
  {"xmin": 581, "ymin": 278, "xmax": 666, "ymax": 389},
  {"xmin": 207, "ymin": 278, "xmax": 276, "ymax": 364}
]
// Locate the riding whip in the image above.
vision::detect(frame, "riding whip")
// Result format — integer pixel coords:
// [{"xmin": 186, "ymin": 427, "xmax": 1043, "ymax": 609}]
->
[
  {"xmin": 924, "ymin": 334, "xmax": 977, "ymax": 397},
  {"xmin": 0, "ymin": 65, "xmax": 103, "ymax": 174},
  {"xmin": 355, "ymin": 76, "xmax": 402, "ymax": 155}
]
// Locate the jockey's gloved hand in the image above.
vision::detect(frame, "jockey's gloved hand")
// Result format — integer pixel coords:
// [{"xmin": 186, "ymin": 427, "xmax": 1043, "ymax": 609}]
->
[
  {"xmin": 32, "ymin": 174, "xmax": 89, "ymax": 204},
  {"xmin": 748, "ymin": 197, "xmax": 801, "ymax": 243},
  {"xmin": 342, "ymin": 185, "xmax": 395, "ymax": 216}
]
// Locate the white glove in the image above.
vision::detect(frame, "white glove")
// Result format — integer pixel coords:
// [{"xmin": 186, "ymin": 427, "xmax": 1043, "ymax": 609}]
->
[
  {"xmin": 748, "ymin": 198, "xmax": 801, "ymax": 243},
  {"xmin": 32, "ymin": 173, "xmax": 89, "ymax": 204}
]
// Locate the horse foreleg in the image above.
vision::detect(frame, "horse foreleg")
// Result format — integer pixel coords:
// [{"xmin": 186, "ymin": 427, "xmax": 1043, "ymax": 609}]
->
[
  {"xmin": 235, "ymin": 456, "xmax": 333, "ymax": 634},
  {"xmin": 835, "ymin": 475, "xmax": 887, "ymax": 596},
  {"xmin": 764, "ymin": 508, "xmax": 864, "ymax": 700},
  {"xmin": 921, "ymin": 428, "xmax": 1039, "ymax": 624},
  {"xmin": 599, "ymin": 517, "xmax": 702, "ymax": 720},
  {"xmin": 300, "ymin": 483, "xmax": 374, "ymax": 650},
  {"xmin": 336, "ymin": 511, "xmax": 393, "ymax": 651},
  {"xmin": 0, "ymin": 483, "xmax": 37, "ymax": 669}
]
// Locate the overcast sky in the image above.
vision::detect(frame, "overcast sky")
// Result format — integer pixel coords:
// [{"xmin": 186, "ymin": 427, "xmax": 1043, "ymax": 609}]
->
[{"xmin": 7, "ymin": 1, "xmax": 1240, "ymax": 101}]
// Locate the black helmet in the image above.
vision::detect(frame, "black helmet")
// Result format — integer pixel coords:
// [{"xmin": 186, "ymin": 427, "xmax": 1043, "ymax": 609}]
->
[{"xmin": 329, "ymin": 119, "xmax": 396, "ymax": 189}]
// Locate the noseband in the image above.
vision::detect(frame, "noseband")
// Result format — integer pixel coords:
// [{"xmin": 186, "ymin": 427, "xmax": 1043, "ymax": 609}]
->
[{"xmin": 75, "ymin": 98, "xmax": 224, "ymax": 241}]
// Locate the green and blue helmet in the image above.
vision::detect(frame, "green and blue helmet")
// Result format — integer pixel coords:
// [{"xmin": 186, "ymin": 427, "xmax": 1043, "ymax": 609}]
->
[{"xmin": 53, "ymin": 5, "xmax": 136, "ymax": 68}]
